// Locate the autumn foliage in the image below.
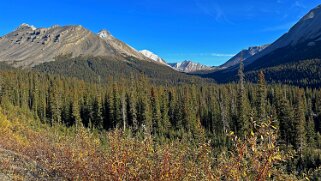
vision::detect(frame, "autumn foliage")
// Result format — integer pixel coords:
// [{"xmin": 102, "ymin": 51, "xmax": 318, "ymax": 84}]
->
[{"xmin": 0, "ymin": 106, "xmax": 299, "ymax": 180}]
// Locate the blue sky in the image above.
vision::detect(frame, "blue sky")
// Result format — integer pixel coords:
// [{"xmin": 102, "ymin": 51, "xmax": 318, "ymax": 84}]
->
[{"xmin": 1, "ymin": 0, "xmax": 320, "ymax": 66}]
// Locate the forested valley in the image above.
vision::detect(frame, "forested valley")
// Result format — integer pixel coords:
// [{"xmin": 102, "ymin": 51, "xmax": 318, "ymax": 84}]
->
[{"xmin": 1, "ymin": 62, "xmax": 321, "ymax": 180}]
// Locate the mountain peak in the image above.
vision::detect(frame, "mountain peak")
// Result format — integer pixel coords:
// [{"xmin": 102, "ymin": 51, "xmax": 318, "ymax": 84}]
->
[
  {"xmin": 98, "ymin": 29, "xmax": 112, "ymax": 39},
  {"xmin": 17, "ymin": 23, "xmax": 36, "ymax": 31}
]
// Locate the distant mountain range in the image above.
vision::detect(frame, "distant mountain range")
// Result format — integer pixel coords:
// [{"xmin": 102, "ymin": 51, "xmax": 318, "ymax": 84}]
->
[
  {"xmin": 1, "ymin": 4, "xmax": 321, "ymax": 86},
  {"xmin": 0, "ymin": 23, "xmax": 212, "ymax": 73},
  {"xmin": 139, "ymin": 50, "xmax": 214, "ymax": 73},
  {"xmin": 168, "ymin": 61, "xmax": 214, "ymax": 73}
]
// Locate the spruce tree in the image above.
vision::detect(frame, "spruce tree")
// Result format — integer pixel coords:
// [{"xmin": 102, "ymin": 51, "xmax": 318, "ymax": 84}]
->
[
  {"xmin": 92, "ymin": 96, "xmax": 103, "ymax": 130},
  {"xmin": 236, "ymin": 61, "xmax": 250, "ymax": 137},
  {"xmin": 277, "ymin": 90, "xmax": 294, "ymax": 145},
  {"xmin": 159, "ymin": 88, "xmax": 171, "ymax": 138},
  {"xmin": 257, "ymin": 71, "xmax": 267, "ymax": 121},
  {"xmin": 71, "ymin": 93, "xmax": 81, "ymax": 129},
  {"xmin": 150, "ymin": 87, "xmax": 161, "ymax": 137},
  {"xmin": 293, "ymin": 90, "xmax": 306, "ymax": 151},
  {"xmin": 306, "ymin": 116, "xmax": 316, "ymax": 148},
  {"xmin": 47, "ymin": 79, "xmax": 61, "ymax": 125}
]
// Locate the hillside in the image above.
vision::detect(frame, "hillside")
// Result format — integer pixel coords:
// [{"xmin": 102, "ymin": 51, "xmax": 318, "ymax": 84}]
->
[{"xmin": 33, "ymin": 56, "xmax": 209, "ymax": 84}]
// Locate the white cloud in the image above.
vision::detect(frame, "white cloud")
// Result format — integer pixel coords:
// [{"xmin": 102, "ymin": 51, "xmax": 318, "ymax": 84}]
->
[
  {"xmin": 194, "ymin": 0, "xmax": 233, "ymax": 24},
  {"xmin": 210, "ymin": 53, "xmax": 235, "ymax": 57}
]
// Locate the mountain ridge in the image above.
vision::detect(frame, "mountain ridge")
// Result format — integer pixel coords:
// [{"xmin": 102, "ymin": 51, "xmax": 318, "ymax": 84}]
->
[
  {"xmin": 220, "ymin": 45, "xmax": 269, "ymax": 69},
  {"xmin": 0, "ymin": 24, "xmax": 150, "ymax": 68}
]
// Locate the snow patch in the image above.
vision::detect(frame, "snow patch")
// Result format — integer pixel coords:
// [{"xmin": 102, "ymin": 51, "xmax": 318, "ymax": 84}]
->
[
  {"xmin": 19, "ymin": 23, "xmax": 37, "ymax": 30},
  {"xmin": 98, "ymin": 30, "xmax": 112, "ymax": 39},
  {"xmin": 140, "ymin": 50, "xmax": 167, "ymax": 64}
]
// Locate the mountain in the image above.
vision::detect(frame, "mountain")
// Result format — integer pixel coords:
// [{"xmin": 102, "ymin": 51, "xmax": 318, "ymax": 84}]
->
[
  {"xmin": 140, "ymin": 50, "xmax": 167, "ymax": 65},
  {"xmin": 244, "ymin": 4, "xmax": 321, "ymax": 70},
  {"xmin": 169, "ymin": 61, "xmax": 214, "ymax": 73},
  {"xmin": 204, "ymin": 4, "xmax": 321, "ymax": 87},
  {"xmin": 0, "ymin": 24, "xmax": 149, "ymax": 68},
  {"xmin": 220, "ymin": 45, "xmax": 269, "ymax": 69}
]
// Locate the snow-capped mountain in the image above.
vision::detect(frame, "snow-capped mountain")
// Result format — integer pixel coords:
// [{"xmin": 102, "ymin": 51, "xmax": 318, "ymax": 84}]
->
[
  {"xmin": 220, "ymin": 45, "xmax": 269, "ymax": 69},
  {"xmin": 140, "ymin": 50, "xmax": 167, "ymax": 65},
  {"xmin": 0, "ymin": 24, "xmax": 149, "ymax": 67},
  {"xmin": 169, "ymin": 61, "xmax": 214, "ymax": 73}
]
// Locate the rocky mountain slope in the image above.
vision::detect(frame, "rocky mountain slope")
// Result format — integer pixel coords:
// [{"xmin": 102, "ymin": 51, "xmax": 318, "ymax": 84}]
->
[
  {"xmin": 0, "ymin": 24, "xmax": 149, "ymax": 68},
  {"xmin": 220, "ymin": 45, "xmax": 269, "ymax": 69}
]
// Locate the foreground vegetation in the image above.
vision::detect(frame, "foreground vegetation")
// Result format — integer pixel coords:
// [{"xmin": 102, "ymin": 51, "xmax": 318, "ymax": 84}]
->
[
  {"xmin": 0, "ymin": 105, "xmax": 296, "ymax": 180},
  {"xmin": 1, "ymin": 63, "xmax": 321, "ymax": 179}
]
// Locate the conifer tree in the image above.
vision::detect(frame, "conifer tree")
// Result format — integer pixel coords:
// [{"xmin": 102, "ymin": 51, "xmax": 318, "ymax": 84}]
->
[
  {"xmin": 293, "ymin": 90, "xmax": 306, "ymax": 151},
  {"xmin": 257, "ymin": 71, "xmax": 267, "ymax": 121},
  {"xmin": 150, "ymin": 87, "xmax": 161, "ymax": 136},
  {"xmin": 92, "ymin": 96, "xmax": 103, "ymax": 129},
  {"xmin": 159, "ymin": 88, "xmax": 171, "ymax": 137},
  {"xmin": 236, "ymin": 61, "xmax": 250, "ymax": 137},
  {"xmin": 47, "ymin": 79, "xmax": 61, "ymax": 125},
  {"xmin": 29, "ymin": 74, "xmax": 39, "ymax": 117},
  {"xmin": 306, "ymin": 116, "xmax": 316, "ymax": 148},
  {"xmin": 121, "ymin": 88, "xmax": 127, "ymax": 131},
  {"xmin": 126, "ymin": 84, "xmax": 138, "ymax": 132},
  {"xmin": 71, "ymin": 93, "xmax": 81, "ymax": 129},
  {"xmin": 277, "ymin": 90, "xmax": 294, "ymax": 145},
  {"xmin": 112, "ymin": 82, "xmax": 122, "ymax": 128}
]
